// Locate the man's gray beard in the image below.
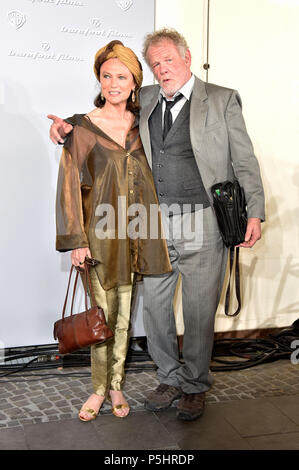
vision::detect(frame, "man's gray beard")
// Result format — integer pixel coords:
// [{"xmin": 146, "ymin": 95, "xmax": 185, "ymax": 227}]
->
[{"xmin": 160, "ymin": 86, "xmax": 178, "ymax": 98}]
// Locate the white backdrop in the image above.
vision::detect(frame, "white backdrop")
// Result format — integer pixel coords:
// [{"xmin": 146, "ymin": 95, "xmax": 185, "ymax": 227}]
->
[{"xmin": 0, "ymin": 0, "xmax": 155, "ymax": 347}]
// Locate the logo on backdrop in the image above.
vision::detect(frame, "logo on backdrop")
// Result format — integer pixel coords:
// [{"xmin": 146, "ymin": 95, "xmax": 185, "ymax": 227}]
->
[
  {"xmin": 116, "ymin": 0, "xmax": 133, "ymax": 11},
  {"xmin": 7, "ymin": 10, "xmax": 26, "ymax": 29},
  {"xmin": 92, "ymin": 18, "xmax": 102, "ymax": 28},
  {"xmin": 41, "ymin": 42, "xmax": 50, "ymax": 51},
  {"xmin": 27, "ymin": 0, "xmax": 84, "ymax": 5},
  {"xmin": 9, "ymin": 42, "xmax": 85, "ymax": 62},
  {"xmin": 60, "ymin": 18, "xmax": 132, "ymax": 39}
]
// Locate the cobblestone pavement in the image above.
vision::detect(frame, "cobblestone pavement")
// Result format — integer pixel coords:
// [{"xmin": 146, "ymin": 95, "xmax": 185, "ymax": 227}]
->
[{"xmin": 0, "ymin": 358, "xmax": 298, "ymax": 429}]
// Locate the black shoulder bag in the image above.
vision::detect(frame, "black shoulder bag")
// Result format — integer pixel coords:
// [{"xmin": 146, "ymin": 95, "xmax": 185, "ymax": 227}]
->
[{"xmin": 211, "ymin": 180, "xmax": 247, "ymax": 316}]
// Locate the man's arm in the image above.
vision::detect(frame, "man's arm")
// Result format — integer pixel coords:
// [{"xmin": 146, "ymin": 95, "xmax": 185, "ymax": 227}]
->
[
  {"xmin": 225, "ymin": 91, "xmax": 265, "ymax": 221},
  {"xmin": 225, "ymin": 91, "xmax": 265, "ymax": 248}
]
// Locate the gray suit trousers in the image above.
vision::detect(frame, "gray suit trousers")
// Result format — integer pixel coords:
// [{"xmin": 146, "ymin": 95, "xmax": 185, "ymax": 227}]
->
[{"xmin": 143, "ymin": 206, "xmax": 226, "ymax": 393}]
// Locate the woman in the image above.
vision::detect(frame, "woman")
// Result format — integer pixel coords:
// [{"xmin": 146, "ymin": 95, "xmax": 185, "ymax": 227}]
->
[{"xmin": 55, "ymin": 40, "xmax": 171, "ymax": 422}]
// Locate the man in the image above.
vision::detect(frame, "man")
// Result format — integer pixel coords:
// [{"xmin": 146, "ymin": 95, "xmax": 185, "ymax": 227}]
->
[{"xmin": 49, "ymin": 28, "xmax": 265, "ymax": 421}]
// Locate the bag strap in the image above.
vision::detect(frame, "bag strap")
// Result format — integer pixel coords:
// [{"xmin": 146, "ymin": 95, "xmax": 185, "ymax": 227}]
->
[
  {"xmin": 70, "ymin": 268, "xmax": 80, "ymax": 314},
  {"xmin": 79, "ymin": 256, "xmax": 99, "ymax": 310},
  {"xmin": 82, "ymin": 263, "xmax": 97, "ymax": 309},
  {"xmin": 224, "ymin": 246, "xmax": 242, "ymax": 317},
  {"xmin": 61, "ymin": 265, "xmax": 76, "ymax": 320},
  {"xmin": 61, "ymin": 261, "xmax": 97, "ymax": 320}
]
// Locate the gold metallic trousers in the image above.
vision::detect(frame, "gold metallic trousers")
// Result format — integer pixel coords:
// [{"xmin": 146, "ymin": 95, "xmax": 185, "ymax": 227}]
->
[{"xmin": 89, "ymin": 269, "xmax": 133, "ymax": 397}]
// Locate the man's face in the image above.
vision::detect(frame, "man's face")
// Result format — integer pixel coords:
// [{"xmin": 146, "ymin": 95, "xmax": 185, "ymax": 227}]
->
[{"xmin": 146, "ymin": 40, "xmax": 192, "ymax": 98}]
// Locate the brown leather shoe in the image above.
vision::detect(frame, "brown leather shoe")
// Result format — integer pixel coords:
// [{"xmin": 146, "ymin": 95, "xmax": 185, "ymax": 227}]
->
[
  {"xmin": 144, "ymin": 384, "xmax": 182, "ymax": 411},
  {"xmin": 176, "ymin": 392, "xmax": 205, "ymax": 421}
]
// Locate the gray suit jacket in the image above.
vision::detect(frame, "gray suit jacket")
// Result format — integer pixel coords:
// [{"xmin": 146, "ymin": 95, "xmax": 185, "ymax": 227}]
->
[{"xmin": 139, "ymin": 76, "xmax": 265, "ymax": 221}]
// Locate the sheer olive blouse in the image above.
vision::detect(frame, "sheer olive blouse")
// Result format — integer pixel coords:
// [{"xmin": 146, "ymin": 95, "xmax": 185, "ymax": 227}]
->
[{"xmin": 56, "ymin": 114, "xmax": 171, "ymax": 290}]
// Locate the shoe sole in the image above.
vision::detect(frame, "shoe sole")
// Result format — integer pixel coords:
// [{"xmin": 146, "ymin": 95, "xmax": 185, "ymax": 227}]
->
[
  {"xmin": 144, "ymin": 401, "xmax": 172, "ymax": 412},
  {"xmin": 176, "ymin": 410, "xmax": 204, "ymax": 421},
  {"xmin": 144, "ymin": 396, "xmax": 182, "ymax": 412}
]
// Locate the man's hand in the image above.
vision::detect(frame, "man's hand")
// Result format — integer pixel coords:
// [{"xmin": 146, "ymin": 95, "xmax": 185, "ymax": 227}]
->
[
  {"xmin": 238, "ymin": 217, "xmax": 261, "ymax": 248},
  {"xmin": 47, "ymin": 114, "xmax": 73, "ymax": 144},
  {"xmin": 71, "ymin": 247, "xmax": 92, "ymax": 268}
]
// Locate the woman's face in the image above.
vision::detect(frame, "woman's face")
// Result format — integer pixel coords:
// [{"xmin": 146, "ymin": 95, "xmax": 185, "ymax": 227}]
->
[{"xmin": 99, "ymin": 58, "xmax": 135, "ymax": 105}]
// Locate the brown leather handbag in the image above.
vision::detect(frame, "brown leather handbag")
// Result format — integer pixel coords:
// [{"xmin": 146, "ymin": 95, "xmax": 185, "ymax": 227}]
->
[{"xmin": 53, "ymin": 260, "xmax": 114, "ymax": 354}]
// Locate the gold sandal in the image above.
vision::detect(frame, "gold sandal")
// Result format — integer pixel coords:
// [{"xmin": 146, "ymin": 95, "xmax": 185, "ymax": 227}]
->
[
  {"xmin": 78, "ymin": 407, "xmax": 98, "ymax": 422},
  {"xmin": 112, "ymin": 403, "xmax": 130, "ymax": 418}
]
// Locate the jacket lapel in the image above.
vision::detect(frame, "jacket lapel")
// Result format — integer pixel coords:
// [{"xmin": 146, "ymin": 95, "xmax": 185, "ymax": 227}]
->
[
  {"xmin": 190, "ymin": 77, "xmax": 216, "ymax": 190},
  {"xmin": 139, "ymin": 86, "xmax": 160, "ymax": 168},
  {"xmin": 190, "ymin": 77, "xmax": 208, "ymax": 149}
]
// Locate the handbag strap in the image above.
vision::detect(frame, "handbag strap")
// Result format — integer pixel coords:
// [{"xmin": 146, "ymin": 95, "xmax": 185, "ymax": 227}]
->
[
  {"xmin": 61, "ymin": 261, "xmax": 97, "ymax": 320},
  {"xmin": 62, "ymin": 265, "xmax": 76, "ymax": 320},
  {"xmin": 224, "ymin": 246, "xmax": 242, "ymax": 317},
  {"xmin": 70, "ymin": 268, "xmax": 80, "ymax": 314},
  {"xmin": 82, "ymin": 263, "xmax": 97, "ymax": 309}
]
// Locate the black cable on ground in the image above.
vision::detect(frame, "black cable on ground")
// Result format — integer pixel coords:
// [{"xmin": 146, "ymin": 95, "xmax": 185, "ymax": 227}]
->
[
  {"xmin": 210, "ymin": 318, "xmax": 299, "ymax": 371},
  {"xmin": 0, "ymin": 319, "xmax": 298, "ymax": 381},
  {"xmin": 211, "ymin": 338, "xmax": 281, "ymax": 371}
]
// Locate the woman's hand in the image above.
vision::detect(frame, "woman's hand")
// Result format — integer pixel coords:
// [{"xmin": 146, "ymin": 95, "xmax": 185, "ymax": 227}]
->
[
  {"xmin": 71, "ymin": 247, "xmax": 92, "ymax": 268},
  {"xmin": 47, "ymin": 114, "xmax": 73, "ymax": 144}
]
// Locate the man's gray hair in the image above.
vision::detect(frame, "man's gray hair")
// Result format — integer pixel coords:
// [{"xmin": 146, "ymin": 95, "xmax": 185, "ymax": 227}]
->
[{"xmin": 142, "ymin": 28, "xmax": 189, "ymax": 65}]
